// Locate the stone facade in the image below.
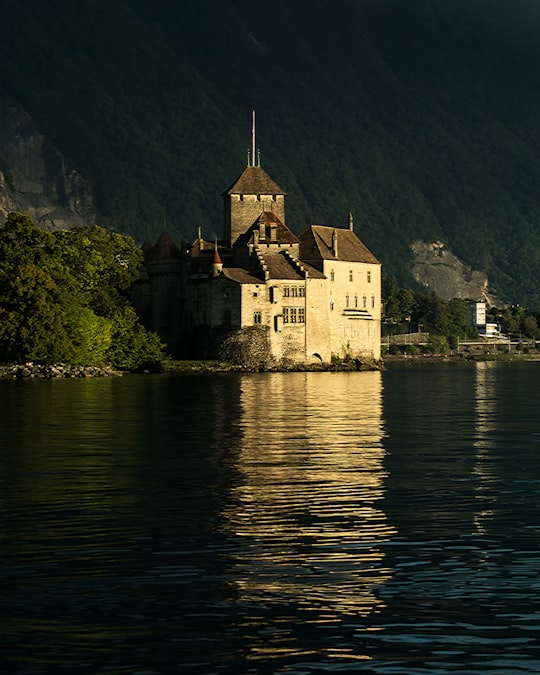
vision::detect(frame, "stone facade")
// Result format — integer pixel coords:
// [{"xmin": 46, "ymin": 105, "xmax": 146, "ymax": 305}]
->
[{"xmin": 133, "ymin": 161, "xmax": 382, "ymax": 366}]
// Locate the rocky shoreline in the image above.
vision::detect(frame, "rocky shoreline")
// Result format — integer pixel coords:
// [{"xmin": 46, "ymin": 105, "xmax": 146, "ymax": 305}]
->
[{"xmin": 0, "ymin": 364, "xmax": 123, "ymax": 379}]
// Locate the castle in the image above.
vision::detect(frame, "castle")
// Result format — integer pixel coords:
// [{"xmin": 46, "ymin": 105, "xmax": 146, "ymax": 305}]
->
[{"xmin": 133, "ymin": 151, "xmax": 382, "ymax": 367}]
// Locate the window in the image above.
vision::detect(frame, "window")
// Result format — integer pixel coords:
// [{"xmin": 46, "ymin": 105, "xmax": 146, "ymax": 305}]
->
[
  {"xmin": 367, "ymin": 271, "xmax": 372, "ymax": 283},
  {"xmin": 354, "ymin": 295, "xmax": 358, "ymax": 308},
  {"xmin": 346, "ymin": 294, "xmax": 350, "ymax": 308},
  {"xmin": 330, "ymin": 269, "xmax": 335, "ymax": 281},
  {"xmin": 291, "ymin": 286, "xmax": 298, "ymax": 297},
  {"xmin": 330, "ymin": 299, "xmax": 334, "ymax": 311},
  {"xmin": 363, "ymin": 295, "xmax": 367, "ymax": 308},
  {"xmin": 283, "ymin": 286, "xmax": 290, "ymax": 297},
  {"xmin": 349, "ymin": 270, "xmax": 353, "ymax": 282},
  {"xmin": 299, "ymin": 286, "xmax": 305, "ymax": 297},
  {"xmin": 371, "ymin": 295, "xmax": 375, "ymax": 308},
  {"xmin": 253, "ymin": 310, "xmax": 262, "ymax": 324},
  {"xmin": 283, "ymin": 307, "xmax": 305, "ymax": 324}
]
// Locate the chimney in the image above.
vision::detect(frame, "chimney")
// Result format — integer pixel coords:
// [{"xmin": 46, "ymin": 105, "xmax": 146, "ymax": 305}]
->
[
  {"xmin": 348, "ymin": 212, "xmax": 354, "ymax": 231},
  {"xmin": 332, "ymin": 229, "xmax": 338, "ymax": 257}
]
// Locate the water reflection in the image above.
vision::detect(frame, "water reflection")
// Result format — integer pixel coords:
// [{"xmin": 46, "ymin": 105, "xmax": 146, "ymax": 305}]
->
[
  {"xmin": 376, "ymin": 362, "xmax": 540, "ymax": 672},
  {"xmin": 2, "ymin": 366, "xmax": 540, "ymax": 673},
  {"xmin": 219, "ymin": 371, "xmax": 395, "ymax": 663}
]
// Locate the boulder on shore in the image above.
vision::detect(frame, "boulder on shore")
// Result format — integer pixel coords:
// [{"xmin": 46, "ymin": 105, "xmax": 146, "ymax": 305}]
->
[{"xmin": 0, "ymin": 364, "xmax": 122, "ymax": 379}]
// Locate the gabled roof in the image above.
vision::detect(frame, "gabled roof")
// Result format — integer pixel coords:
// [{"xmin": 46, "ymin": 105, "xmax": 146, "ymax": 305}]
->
[
  {"xmin": 260, "ymin": 250, "xmax": 326, "ymax": 280},
  {"xmin": 223, "ymin": 166, "xmax": 286, "ymax": 196},
  {"xmin": 299, "ymin": 225, "xmax": 380, "ymax": 265},
  {"xmin": 235, "ymin": 211, "xmax": 299, "ymax": 247}
]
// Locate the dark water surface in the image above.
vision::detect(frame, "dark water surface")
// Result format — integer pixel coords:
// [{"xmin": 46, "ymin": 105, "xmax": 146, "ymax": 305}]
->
[{"xmin": 1, "ymin": 361, "xmax": 540, "ymax": 674}]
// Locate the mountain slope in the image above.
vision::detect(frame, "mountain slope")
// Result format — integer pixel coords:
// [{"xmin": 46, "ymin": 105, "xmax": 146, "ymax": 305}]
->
[{"xmin": 2, "ymin": 0, "xmax": 540, "ymax": 306}]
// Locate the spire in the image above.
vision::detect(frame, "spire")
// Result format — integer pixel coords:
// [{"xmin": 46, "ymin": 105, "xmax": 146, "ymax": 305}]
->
[
  {"xmin": 247, "ymin": 110, "xmax": 260, "ymax": 167},
  {"xmin": 251, "ymin": 109, "xmax": 256, "ymax": 167},
  {"xmin": 212, "ymin": 238, "xmax": 223, "ymax": 277}
]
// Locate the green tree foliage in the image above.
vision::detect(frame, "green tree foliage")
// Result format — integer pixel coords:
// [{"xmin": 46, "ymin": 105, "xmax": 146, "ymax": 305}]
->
[
  {"xmin": 383, "ymin": 276, "xmax": 478, "ymax": 342},
  {"xmin": 0, "ymin": 213, "xmax": 166, "ymax": 369}
]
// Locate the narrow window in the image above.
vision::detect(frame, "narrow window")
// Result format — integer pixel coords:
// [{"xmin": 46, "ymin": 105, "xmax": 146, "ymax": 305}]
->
[
  {"xmin": 290, "ymin": 307, "xmax": 297, "ymax": 323},
  {"xmin": 367, "ymin": 271, "xmax": 372, "ymax": 283},
  {"xmin": 363, "ymin": 295, "xmax": 367, "ymax": 308},
  {"xmin": 298, "ymin": 307, "xmax": 305, "ymax": 323},
  {"xmin": 283, "ymin": 286, "xmax": 290, "ymax": 297},
  {"xmin": 349, "ymin": 270, "xmax": 353, "ymax": 282},
  {"xmin": 330, "ymin": 269, "xmax": 335, "ymax": 281},
  {"xmin": 371, "ymin": 295, "xmax": 375, "ymax": 308},
  {"xmin": 299, "ymin": 286, "xmax": 305, "ymax": 297},
  {"xmin": 330, "ymin": 299, "xmax": 334, "ymax": 311},
  {"xmin": 346, "ymin": 294, "xmax": 350, "ymax": 308},
  {"xmin": 291, "ymin": 286, "xmax": 298, "ymax": 297},
  {"xmin": 354, "ymin": 295, "xmax": 358, "ymax": 308},
  {"xmin": 283, "ymin": 307, "xmax": 289, "ymax": 323},
  {"xmin": 253, "ymin": 310, "xmax": 262, "ymax": 324}
]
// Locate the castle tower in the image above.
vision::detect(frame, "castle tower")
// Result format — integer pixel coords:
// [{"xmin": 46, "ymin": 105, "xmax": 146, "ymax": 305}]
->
[
  {"xmin": 222, "ymin": 113, "xmax": 286, "ymax": 246},
  {"xmin": 222, "ymin": 165, "xmax": 286, "ymax": 247}
]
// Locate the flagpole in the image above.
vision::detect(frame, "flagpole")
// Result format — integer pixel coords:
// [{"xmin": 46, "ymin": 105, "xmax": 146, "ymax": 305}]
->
[{"xmin": 251, "ymin": 110, "xmax": 256, "ymax": 167}]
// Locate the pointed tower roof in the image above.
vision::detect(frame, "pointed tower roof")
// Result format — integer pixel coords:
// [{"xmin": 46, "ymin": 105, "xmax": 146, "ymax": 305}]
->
[
  {"xmin": 146, "ymin": 232, "xmax": 183, "ymax": 261},
  {"xmin": 223, "ymin": 166, "xmax": 286, "ymax": 196}
]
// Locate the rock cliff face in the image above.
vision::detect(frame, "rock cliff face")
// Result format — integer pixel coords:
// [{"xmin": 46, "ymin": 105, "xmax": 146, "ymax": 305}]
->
[
  {"xmin": 0, "ymin": 92, "xmax": 95, "ymax": 230},
  {"xmin": 410, "ymin": 240, "xmax": 505, "ymax": 306}
]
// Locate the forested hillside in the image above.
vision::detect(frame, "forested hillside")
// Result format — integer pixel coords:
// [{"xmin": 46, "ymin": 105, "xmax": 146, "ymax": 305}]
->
[{"xmin": 2, "ymin": 0, "xmax": 540, "ymax": 306}]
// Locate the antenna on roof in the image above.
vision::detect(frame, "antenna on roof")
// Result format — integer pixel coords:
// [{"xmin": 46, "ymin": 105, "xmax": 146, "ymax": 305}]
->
[{"xmin": 251, "ymin": 110, "xmax": 256, "ymax": 167}]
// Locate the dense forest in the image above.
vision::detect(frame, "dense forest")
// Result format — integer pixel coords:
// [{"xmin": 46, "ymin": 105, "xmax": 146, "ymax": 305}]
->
[{"xmin": 2, "ymin": 1, "xmax": 540, "ymax": 306}]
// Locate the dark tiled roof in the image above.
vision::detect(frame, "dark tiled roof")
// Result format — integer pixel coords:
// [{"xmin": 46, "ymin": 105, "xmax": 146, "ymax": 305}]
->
[
  {"xmin": 222, "ymin": 268, "xmax": 262, "ymax": 284},
  {"xmin": 261, "ymin": 251, "xmax": 304, "ymax": 280},
  {"xmin": 299, "ymin": 225, "xmax": 380, "ymax": 265},
  {"xmin": 257, "ymin": 250, "xmax": 326, "ymax": 280},
  {"xmin": 223, "ymin": 166, "xmax": 286, "ymax": 196},
  {"xmin": 235, "ymin": 211, "xmax": 300, "ymax": 247},
  {"xmin": 219, "ymin": 250, "xmax": 324, "ymax": 283},
  {"xmin": 146, "ymin": 232, "xmax": 183, "ymax": 261}
]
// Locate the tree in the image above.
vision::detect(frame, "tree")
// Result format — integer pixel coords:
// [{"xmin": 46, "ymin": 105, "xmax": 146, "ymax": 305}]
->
[{"xmin": 0, "ymin": 213, "xmax": 166, "ymax": 368}]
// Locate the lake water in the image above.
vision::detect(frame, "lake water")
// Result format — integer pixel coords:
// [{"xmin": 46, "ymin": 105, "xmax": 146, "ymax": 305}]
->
[{"xmin": 1, "ymin": 361, "xmax": 540, "ymax": 674}]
